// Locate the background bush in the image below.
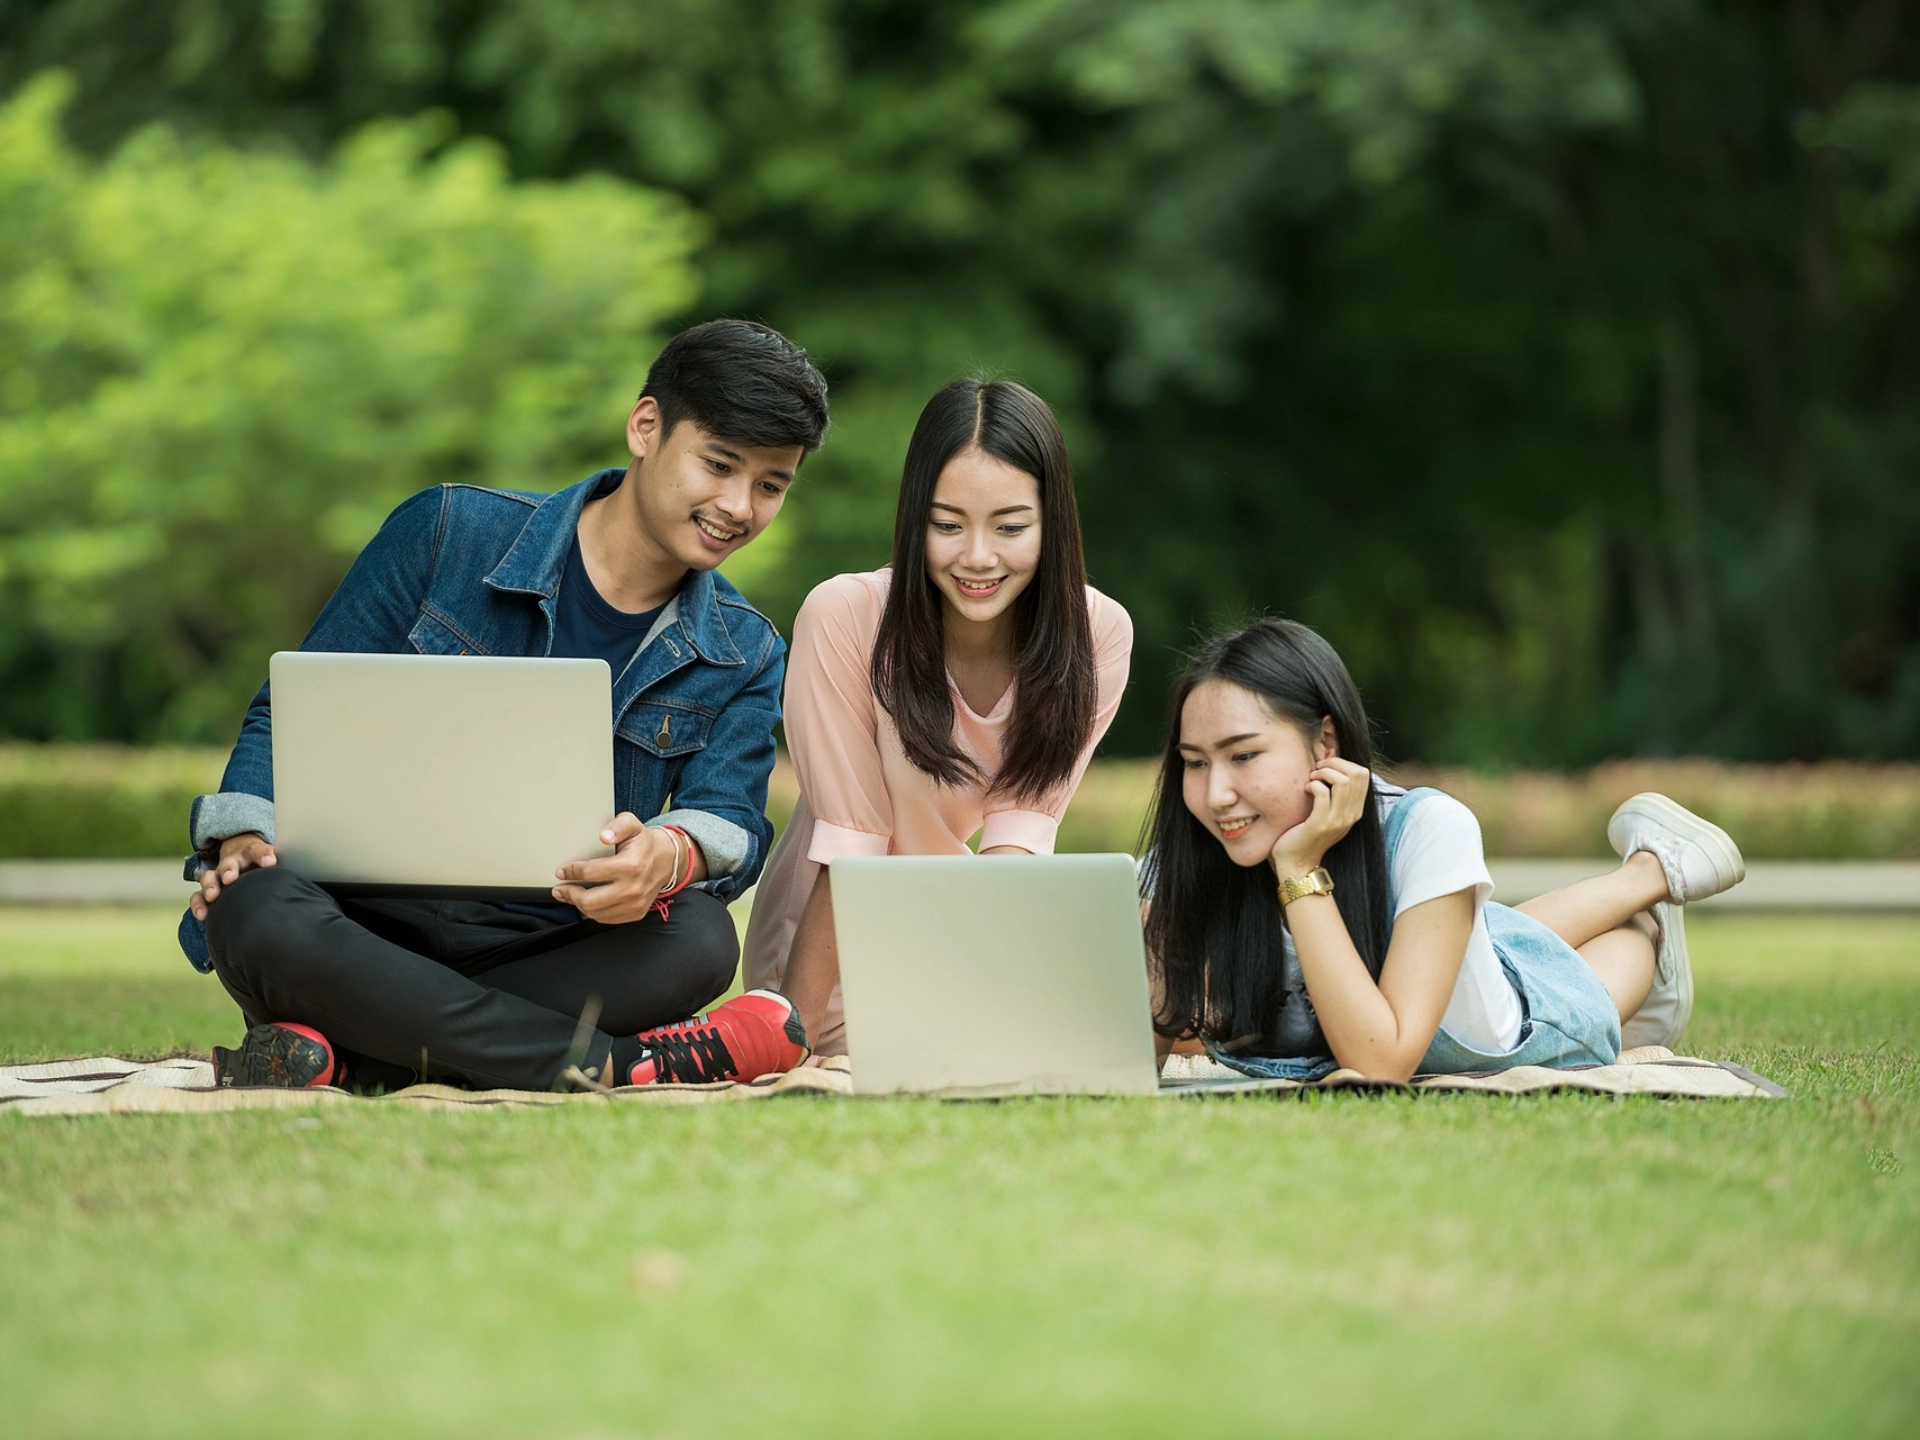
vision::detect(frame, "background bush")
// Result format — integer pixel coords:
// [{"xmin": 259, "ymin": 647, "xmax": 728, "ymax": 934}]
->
[
  {"xmin": 1045, "ymin": 759, "xmax": 1920, "ymax": 861},
  {"xmin": 6, "ymin": 746, "xmax": 1915, "ymax": 860},
  {"xmin": 3, "ymin": 2, "xmax": 1916, "ymax": 765},
  {"xmin": 0, "ymin": 745, "xmax": 221, "ymax": 859},
  {"xmin": 0, "ymin": 72, "xmax": 699, "ymax": 743}
]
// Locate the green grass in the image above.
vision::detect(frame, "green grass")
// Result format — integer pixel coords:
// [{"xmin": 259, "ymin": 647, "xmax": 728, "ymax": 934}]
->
[{"xmin": 2, "ymin": 909, "xmax": 1916, "ymax": 1439}]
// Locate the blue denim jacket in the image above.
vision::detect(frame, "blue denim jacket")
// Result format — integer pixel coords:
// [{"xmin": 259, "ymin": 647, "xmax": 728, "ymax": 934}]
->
[{"xmin": 177, "ymin": 467, "xmax": 785, "ymax": 971}]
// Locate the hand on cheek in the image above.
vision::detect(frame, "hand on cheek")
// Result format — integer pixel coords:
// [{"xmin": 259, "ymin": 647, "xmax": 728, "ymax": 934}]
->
[{"xmin": 1270, "ymin": 757, "xmax": 1371, "ymax": 876}]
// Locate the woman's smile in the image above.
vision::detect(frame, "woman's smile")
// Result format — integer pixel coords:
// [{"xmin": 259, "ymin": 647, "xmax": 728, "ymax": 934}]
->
[
  {"xmin": 1179, "ymin": 678, "xmax": 1326, "ymax": 867},
  {"xmin": 924, "ymin": 446, "xmax": 1043, "ymax": 628}
]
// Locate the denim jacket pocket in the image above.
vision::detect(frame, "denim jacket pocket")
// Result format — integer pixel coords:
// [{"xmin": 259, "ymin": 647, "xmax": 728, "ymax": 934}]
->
[
  {"xmin": 619, "ymin": 699, "xmax": 714, "ymax": 758},
  {"xmin": 408, "ymin": 606, "xmax": 493, "ymax": 657}
]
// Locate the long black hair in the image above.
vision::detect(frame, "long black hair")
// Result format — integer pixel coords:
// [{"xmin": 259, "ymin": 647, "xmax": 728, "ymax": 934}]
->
[
  {"xmin": 1142, "ymin": 618, "xmax": 1392, "ymax": 1048},
  {"xmin": 871, "ymin": 378, "xmax": 1096, "ymax": 801}
]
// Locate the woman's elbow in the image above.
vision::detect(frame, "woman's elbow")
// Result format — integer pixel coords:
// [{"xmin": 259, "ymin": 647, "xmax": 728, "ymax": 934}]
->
[{"xmin": 1333, "ymin": 1042, "xmax": 1425, "ymax": 1085}]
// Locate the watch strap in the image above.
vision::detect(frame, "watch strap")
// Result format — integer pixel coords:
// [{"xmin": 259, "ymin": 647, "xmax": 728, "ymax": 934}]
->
[{"xmin": 1278, "ymin": 866, "xmax": 1336, "ymax": 906}]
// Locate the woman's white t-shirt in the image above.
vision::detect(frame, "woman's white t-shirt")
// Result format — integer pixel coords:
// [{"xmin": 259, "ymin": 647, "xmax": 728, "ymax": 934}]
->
[{"xmin": 1279, "ymin": 786, "xmax": 1523, "ymax": 1054}]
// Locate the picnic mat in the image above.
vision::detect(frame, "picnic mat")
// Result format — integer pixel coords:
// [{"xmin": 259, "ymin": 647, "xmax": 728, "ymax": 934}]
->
[
  {"xmin": 0, "ymin": 1047, "xmax": 1781, "ymax": 1115},
  {"xmin": 1159, "ymin": 1047, "xmax": 1785, "ymax": 1098}
]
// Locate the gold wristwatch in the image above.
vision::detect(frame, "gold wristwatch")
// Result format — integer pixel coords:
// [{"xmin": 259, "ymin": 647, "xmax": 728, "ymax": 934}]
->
[{"xmin": 1277, "ymin": 866, "xmax": 1335, "ymax": 906}]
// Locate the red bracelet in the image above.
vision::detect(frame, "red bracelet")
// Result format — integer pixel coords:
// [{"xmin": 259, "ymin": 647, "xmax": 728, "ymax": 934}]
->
[
  {"xmin": 651, "ymin": 825, "xmax": 695, "ymax": 921},
  {"xmin": 659, "ymin": 826, "xmax": 695, "ymax": 898}
]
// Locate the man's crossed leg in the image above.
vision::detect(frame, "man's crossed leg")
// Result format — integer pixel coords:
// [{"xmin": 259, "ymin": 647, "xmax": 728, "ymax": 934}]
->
[{"xmin": 207, "ymin": 866, "xmax": 744, "ymax": 1091}]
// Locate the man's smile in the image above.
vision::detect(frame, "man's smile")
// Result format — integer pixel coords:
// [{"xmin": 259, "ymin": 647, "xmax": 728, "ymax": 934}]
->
[{"xmin": 693, "ymin": 514, "xmax": 745, "ymax": 547}]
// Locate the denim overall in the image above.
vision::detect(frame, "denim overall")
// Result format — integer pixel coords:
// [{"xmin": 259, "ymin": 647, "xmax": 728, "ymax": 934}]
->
[{"xmin": 1207, "ymin": 787, "xmax": 1622, "ymax": 1081}]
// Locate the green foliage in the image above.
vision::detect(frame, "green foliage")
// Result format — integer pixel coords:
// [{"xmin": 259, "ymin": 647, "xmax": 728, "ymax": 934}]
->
[
  {"xmin": 0, "ymin": 72, "xmax": 699, "ymax": 740},
  {"xmin": 1401, "ymin": 761, "xmax": 1920, "ymax": 863},
  {"xmin": 0, "ymin": 3, "xmax": 1916, "ymax": 763},
  {"xmin": 1054, "ymin": 756, "xmax": 1920, "ymax": 860},
  {"xmin": 5, "ymin": 742, "xmax": 1914, "ymax": 860},
  {"xmin": 0, "ymin": 744, "xmax": 221, "ymax": 858}
]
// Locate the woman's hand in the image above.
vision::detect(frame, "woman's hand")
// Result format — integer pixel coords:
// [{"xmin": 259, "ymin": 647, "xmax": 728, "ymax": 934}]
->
[{"xmin": 1270, "ymin": 757, "xmax": 1371, "ymax": 878}]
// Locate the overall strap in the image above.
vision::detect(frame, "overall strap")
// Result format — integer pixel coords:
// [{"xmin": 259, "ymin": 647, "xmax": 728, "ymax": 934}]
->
[{"xmin": 1379, "ymin": 785, "xmax": 1442, "ymax": 861}]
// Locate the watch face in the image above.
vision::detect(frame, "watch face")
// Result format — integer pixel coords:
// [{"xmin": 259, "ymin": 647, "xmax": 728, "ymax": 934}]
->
[{"xmin": 1279, "ymin": 869, "xmax": 1334, "ymax": 905}]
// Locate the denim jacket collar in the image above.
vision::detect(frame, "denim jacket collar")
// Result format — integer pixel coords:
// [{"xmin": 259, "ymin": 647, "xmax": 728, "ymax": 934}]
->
[{"xmin": 483, "ymin": 467, "xmax": 745, "ymax": 668}]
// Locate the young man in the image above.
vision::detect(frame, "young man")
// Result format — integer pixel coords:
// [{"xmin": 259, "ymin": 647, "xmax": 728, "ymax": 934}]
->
[{"xmin": 181, "ymin": 319, "xmax": 828, "ymax": 1093}]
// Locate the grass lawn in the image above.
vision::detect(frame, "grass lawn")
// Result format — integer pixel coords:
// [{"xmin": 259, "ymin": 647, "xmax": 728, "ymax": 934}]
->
[{"xmin": 2, "ymin": 907, "xmax": 1916, "ymax": 1439}]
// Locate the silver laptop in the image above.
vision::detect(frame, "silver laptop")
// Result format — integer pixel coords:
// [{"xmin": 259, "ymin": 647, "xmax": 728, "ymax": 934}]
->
[
  {"xmin": 830, "ymin": 853, "xmax": 1163, "ymax": 1097},
  {"xmin": 270, "ymin": 651, "xmax": 614, "ymax": 898}
]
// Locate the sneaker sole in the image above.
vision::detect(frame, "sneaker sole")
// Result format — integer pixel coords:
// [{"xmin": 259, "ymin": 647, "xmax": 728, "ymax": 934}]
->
[
  {"xmin": 1606, "ymin": 793, "xmax": 1746, "ymax": 898},
  {"xmin": 211, "ymin": 1024, "xmax": 333, "ymax": 1088},
  {"xmin": 1622, "ymin": 898, "xmax": 1694, "ymax": 1050}
]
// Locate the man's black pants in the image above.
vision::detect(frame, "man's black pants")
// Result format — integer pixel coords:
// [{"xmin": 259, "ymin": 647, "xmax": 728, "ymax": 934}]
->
[{"xmin": 204, "ymin": 866, "xmax": 737, "ymax": 1090}]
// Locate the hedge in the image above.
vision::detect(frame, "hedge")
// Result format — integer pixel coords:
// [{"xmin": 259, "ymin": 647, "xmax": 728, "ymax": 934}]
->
[
  {"xmin": 1052, "ymin": 759, "xmax": 1920, "ymax": 860},
  {"xmin": 4, "ymin": 746, "xmax": 1917, "ymax": 861},
  {"xmin": 0, "ymin": 746, "xmax": 224, "ymax": 859}
]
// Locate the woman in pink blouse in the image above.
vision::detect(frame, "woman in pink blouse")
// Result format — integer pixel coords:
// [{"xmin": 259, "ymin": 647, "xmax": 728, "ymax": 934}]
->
[{"xmin": 744, "ymin": 379, "xmax": 1133, "ymax": 1056}]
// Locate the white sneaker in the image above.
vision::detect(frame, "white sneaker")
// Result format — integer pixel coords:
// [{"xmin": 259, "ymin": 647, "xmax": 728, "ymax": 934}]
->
[
  {"xmin": 1606, "ymin": 793, "xmax": 1745, "ymax": 904},
  {"xmin": 1621, "ymin": 901, "xmax": 1691, "ymax": 1051},
  {"xmin": 1607, "ymin": 794, "xmax": 1745, "ymax": 1049}
]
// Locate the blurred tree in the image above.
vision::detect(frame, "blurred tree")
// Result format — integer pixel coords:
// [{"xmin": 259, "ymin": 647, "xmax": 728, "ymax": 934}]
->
[
  {"xmin": 0, "ymin": 72, "xmax": 698, "ymax": 739},
  {"xmin": 1, "ymin": 0, "xmax": 1915, "ymax": 762}
]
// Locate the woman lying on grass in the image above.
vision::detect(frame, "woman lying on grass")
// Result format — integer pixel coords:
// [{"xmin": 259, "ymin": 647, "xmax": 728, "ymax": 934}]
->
[{"xmin": 1145, "ymin": 619, "xmax": 1746, "ymax": 1082}]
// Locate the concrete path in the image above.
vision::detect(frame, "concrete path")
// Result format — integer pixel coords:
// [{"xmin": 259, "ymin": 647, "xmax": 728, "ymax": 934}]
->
[
  {"xmin": 0, "ymin": 860, "xmax": 193, "ymax": 906},
  {"xmin": 2, "ymin": 857, "xmax": 1918, "ymax": 909}
]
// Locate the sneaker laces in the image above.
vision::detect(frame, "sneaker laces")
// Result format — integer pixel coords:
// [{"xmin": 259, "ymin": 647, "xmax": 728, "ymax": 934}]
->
[{"xmin": 639, "ymin": 1024, "xmax": 738, "ymax": 1084}]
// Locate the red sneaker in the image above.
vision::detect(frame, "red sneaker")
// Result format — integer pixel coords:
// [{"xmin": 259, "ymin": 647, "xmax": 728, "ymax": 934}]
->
[
  {"xmin": 624, "ymin": 990, "xmax": 808, "ymax": 1086},
  {"xmin": 211, "ymin": 1022, "xmax": 337, "ymax": 1088}
]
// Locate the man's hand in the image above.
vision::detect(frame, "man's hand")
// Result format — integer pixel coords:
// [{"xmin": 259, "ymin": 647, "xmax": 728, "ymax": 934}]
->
[
  {"xmin": 551, "ymin": 814, "xmax": 704, "ymax": 925},
  {"xmin": 189, "ymin": 832, "xmax": 277, "ymax": 920}
]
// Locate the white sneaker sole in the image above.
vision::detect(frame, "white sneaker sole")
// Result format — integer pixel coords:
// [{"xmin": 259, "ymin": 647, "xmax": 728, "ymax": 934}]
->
[
  {"xmin": 1606, "ymin": 793, "xmax": 1746, "ymax": 901},
  {"xmin": 1620, "ymin": 899, "xmax": 1693, "ymax": 1051}
]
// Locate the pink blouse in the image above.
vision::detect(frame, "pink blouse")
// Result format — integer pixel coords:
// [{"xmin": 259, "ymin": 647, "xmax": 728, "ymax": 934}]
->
[{"xmin": 742, "ymin": 568, "xmax": 1133, "ymax": 1053}]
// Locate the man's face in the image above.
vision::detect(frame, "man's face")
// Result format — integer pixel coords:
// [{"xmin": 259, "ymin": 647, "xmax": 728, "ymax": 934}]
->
[{"xmin": 625, "ymin": 396, "xmax": 803, "ymax": 572}]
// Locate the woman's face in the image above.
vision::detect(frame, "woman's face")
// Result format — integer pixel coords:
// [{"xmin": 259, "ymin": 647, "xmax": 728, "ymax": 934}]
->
[
  {"xmin": 1178, "ymin": 678, "xmax": 1334, "ymax": 868},
  {"xmin": 924, "ymin": 445, "xmax": 1044, "ymax": 629}
]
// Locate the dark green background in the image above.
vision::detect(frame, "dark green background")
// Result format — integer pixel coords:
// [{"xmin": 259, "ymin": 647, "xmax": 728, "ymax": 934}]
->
[{"xmin": 3, "ymin": 0, "xmax": 1916, "ymax": 765}]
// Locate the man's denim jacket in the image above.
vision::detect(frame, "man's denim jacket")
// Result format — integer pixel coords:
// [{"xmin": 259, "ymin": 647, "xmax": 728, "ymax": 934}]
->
[{"xmin": 177, "ymin": 468, "xmax": 785, "ymax": 971}]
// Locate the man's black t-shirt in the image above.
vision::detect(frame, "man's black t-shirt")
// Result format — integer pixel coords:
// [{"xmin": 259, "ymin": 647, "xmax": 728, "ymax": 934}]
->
[
  {"xmin": 550, "ymin": 532, "xmax": 662, "ymax": 678},
  {"xmin": 511, "ymin": 532, "xmax": 665, "ymax": 922}
]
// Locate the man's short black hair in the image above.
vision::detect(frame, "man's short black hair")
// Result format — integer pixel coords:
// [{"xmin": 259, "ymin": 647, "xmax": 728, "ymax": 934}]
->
[{"xmin": 640, "ymin": 319, "xmax": 830, "ymax": 456}]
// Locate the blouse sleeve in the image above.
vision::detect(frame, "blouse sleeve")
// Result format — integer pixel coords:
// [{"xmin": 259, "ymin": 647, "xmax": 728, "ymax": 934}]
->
[
  {"xmin": 785, "ymin": 575, "xmax": 896, "ymax": 863},
  {"xmin": 979, "ymin": 590, "xmax": 1134, "ymax": 853}
]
